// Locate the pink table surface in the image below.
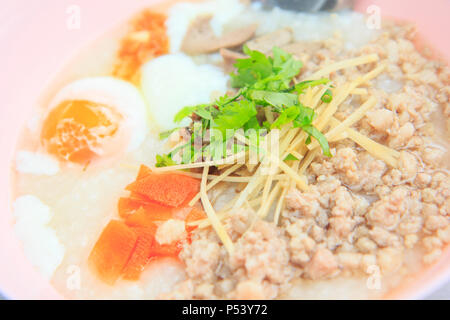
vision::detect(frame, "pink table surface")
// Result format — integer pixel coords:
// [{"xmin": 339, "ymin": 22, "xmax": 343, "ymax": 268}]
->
[{"xmin": 0, "ymin": 0, "xmax": 449, "ymax": 299}]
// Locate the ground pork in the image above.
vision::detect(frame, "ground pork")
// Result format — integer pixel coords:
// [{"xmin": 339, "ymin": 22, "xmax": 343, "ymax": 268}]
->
[
  {"xmin": 164, "ymin": 20, "xmax": 450, "ymax": 300},
  {"xmin": 305, "ymin": 248, "xmax": 339, "ymax": 280},
  {"xmin": 230, "ymin": 220, "xmax": 291, "ymax": 284}
]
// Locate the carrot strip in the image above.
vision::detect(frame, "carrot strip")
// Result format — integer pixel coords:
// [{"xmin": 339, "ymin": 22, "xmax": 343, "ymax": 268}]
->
[
  {"xmin": 150, "ymin": 240, "xmax": 182, "ymax": 258},
  {"xmin": 185, "ymin": 207, "xmax": 207, "ymax": 232},
  {"xmin": 118, "ymin": 197, "xmax": 142, "ymax": 218},
  {"xmin": 125, "ymin": 202, "xmax": 174, "ymax": 228},
  {"xmin": 122, "ymin": 227, "xmax": 156, "ymax": 280},
  {"xmin": 88, "ymin": 220, "xmax": 138, "ymax": 285},
  {"xmin": 142, "ymin": 202, "xmax": 174, "ymax": 220},
  {"xmin": 125, "ymin": 207, "xmax": 158, "ymax": 228},
  {"xmin": 186, "ymin": 207, "xmax": 207, "ymax": 222},
  {"xmin": 136, "ymin": 164, "xmax": 153, "ymax": 181},
  {"xmin": 91, "ymin": 166, "xmax": 203, "ymax": 284},
  {"xmin": 126, "ymin": 171, "xmax": 200, "ymax": 207}
]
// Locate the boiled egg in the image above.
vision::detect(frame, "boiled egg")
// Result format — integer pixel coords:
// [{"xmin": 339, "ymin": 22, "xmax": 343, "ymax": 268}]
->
[
  {"xmin": 41, "ymin": 77, "xmax": 149, "ymax": 164},
  {"xmin": 140, "ymin": 53, "xmax": 228, "ymax": 131}
]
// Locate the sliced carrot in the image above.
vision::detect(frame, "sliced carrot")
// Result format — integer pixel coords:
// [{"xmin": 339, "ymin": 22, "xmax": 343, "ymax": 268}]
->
[
  {"xmin": 118, "ymin": 197, "xmax": 142, "ymax": 218},
  {"xmin": 143, "ymin": 202, "xmax": 174, "ymax": 220},
  {"xmin": 90, "ymin": 167, "xmax": 204, "ymax": 284},
  {"xmin": 129, "ymin": 192, "xmax": 152, "ymax": 203},
  {"xmin": 150, "ymin": 240, "xmax": 182, "ymax": 258},
  {"xmin": 185, "ymin": 207, "xmax": 207, "ymax": 232},
  {"xmin": 136, "ymin": 164, "xmax": 153, "ymax": 181},
  {"xmin": 186, "ymin": 207, "xmax": 207, "ymax": 223},
  {"xmin": 88, "ymin": 220, "xmax": 138, "ymax": 285},
  {"xmin": 126, "ymin": 172, "xmax": 200, "ymax": 207},
  {"xmin": 125, "ymin": 202, "xmax": 174, "ymax": 228},
  {"xmin": 122, "ymin": 227, "xmax": 155, "ymax": 280},
  {"xmin": 125, "ymin": 207, "xmax": 158, "ymax": 228}
]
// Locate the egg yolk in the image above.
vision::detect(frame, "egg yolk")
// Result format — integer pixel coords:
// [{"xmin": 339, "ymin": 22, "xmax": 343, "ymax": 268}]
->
[{"xmin": 41, "ymin": 100, "xmax": 122, "ymax": 164}]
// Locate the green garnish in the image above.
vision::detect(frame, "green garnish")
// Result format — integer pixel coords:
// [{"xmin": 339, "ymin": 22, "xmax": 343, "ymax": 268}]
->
[
  {"xmin": 157, "ymin": 46, "xmax": 332, "ymax": 167},
  {"xmin": 294, "ymin": 78, "xmax": 329, "ymax": 93},
  {"xmin": 159, "ymin": 127, "xmax": 181, "ymax": 140},
  {"xmin": 284, "ymin": 153, "xmax": 300, "ymax": 161},
  {"xmin": 321, "ymin": 89, "xmax": 333, "ymax": 103},
  {"xmin": 155, "ymin": 153, "xmax": 177, "ymax": 167}
]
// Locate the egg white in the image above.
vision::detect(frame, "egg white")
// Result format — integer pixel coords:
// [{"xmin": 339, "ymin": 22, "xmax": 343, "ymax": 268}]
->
[
  {"xmin": 47, "ymin": 77, "xmax": 149, "ymax": 153},
  {"xmin": 141, "ymin": 53, "xmax": 228, "ymax": 131}
]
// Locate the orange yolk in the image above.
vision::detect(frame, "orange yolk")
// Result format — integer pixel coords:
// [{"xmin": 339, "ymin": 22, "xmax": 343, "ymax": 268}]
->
[{"xmin": 41, "ymin": 100, "xmax": 122, "ymax": 164}]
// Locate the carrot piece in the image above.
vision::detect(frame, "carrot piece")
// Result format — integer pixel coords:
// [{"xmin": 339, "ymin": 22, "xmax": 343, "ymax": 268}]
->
[
  {"xmin": 125, "ymin": 207, "xmax": 157, "ymax": 228},
  {"xmin": 186, "ymin": 207, "xmax": 207, "ymax": 223},
  {"xmin": 129, "ymin": 192, "xmax": 152, "ymax": 203},
  {"xmin": 185, "ymin": 207, "xmax": 207, "ymax": 232},
  {"xmin": 125, "ymin": 202, "xmax": 174, "ymax": 227},
  {"xmin": 150, "ymin": 240, "xmax": 182, "ymax": 258},
  {"xmin": 136, "ymin": 164, "xmax": 153, "ymax": 181},
  {"xmin": 143, "ymin": 202, "xmax": 174, "ymax": 220},
  {"xmin": 118, "ymin": 197, "xmax": 143, "ymax": 218},
  {"xmin": 122, "ymin": 227, "xmax": 156, "ymax": 280},
  {"xmin": 126, "ymin": 172, "xmax": 200, "ymax": 207},
  {"xmin": 88, "ymin": 220, "xmax": 138, "ymax": 285}
]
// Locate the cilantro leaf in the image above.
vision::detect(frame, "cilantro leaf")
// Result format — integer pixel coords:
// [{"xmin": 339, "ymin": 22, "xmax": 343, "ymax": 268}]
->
[
  {"xmin": 213, "ymin": 100, "xmax": 257, "ymax": 134},
  {"xmin": 294, "ymin": 78, "xmax": 329, "ymax": 94},
  {"xmin": 193, "ymin": 107, "xmax": 213, "ymax": 120},
  {"xmin": 284, "ymin": 153, "xmax": 300, "ymax": 161},
  {"xmin": 159, "ymin": 127, "xmax": 181, "ymax": 140},
  {"xmin": 155, "ymin": 153, "xmax": 177, "ymax": 167},
  {"xmin": 174, "ymin": 104, "xmax": 214, "ymax": 123},
  {"xmin": 246, "ymin": 90, "xmax": 299, "ymax": 111},
  {"xmin": 270, "ymin": 46, "xmax": 303, "ymax": 89},
  {"xmin": 271, "ymin": 105, "xmax": 300, "ymax": 129},
  {"xmin": 231, "ymin": 46, "xmax": 273, "ymax": 88},
  {"xmin": 293, "ymin": 106, "xmax": 315, "ymax": 127},
  {"xmin": 232, "ymin": 46, "xmax": 302, "ymax": 92},
  {"xmin": 244, "ymin": 116, "xmax": 261, "ymax": 131},
  {"xmin": 174, "ymin": 106, "xmax": 197, "ymax": 123},
  {"xmin": 160, "ymin": 46, "xmax": 333, "ymax": 166},
  {"xmin": 301, "ymin": 125, "xmax": 331, "ymax": 157}
]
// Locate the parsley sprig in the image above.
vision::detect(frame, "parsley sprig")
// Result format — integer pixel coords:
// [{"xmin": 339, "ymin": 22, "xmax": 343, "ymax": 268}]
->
[{"xmin": 156, "ymin": 46, "xmax": 332, "ymax": 167}]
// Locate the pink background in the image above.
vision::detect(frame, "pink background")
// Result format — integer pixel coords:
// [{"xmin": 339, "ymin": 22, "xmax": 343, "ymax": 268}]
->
[{"xmin": 0, "ymin": 0, "xmax": 449, "ymax": 299}]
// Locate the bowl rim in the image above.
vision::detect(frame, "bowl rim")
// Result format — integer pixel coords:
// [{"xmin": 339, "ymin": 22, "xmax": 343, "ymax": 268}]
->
[{"xmin": 1, "ymin": 0, "xmax": 449, "ymax": 300}]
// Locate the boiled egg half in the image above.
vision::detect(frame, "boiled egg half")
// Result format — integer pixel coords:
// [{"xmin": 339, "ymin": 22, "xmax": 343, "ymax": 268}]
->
[{"xmin": 41, "ymin": 77, "xmax": 149, "ymax": 164}]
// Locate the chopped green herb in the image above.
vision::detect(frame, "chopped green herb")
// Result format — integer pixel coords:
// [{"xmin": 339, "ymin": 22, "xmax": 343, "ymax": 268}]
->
[
  {"xmin": 284, "ymin": 153, "xmax": 300, "ymax": 161},
  {"xmin": 246, "ymin": 90, "xmax": 299, "ymax": 111},
  {"xmin": 301, "ymin": 125, "xmax": 331, "ymax": 157},
  {"xmin": 294, "ymin": 78, "xmax": 329, "ymax": 94},
  {"xmin": 159, "ymin": 127, "xmax": 180, "ymax": 140},
  {"xmin": 271, "ymin": 105, "xmax": 301, "ymax": 129},
  {"xmin": 156, "ymin": 46, "xmax": 333, "ymax": 167},
  {"xmin": 213, "ymin": 100, "xmax": 258, "ymax": 134},
  {"xmin": 321, "ymin": 89, "xmax": 333, "ymax": 103},
  {"xmin": 155, "ymin": 153, "xmax": 177, "ymax": 167}
]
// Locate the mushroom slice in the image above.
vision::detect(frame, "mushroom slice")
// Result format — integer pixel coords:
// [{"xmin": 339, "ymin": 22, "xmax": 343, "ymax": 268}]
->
[
  {"xmin": 246, "ymin": 28, "xmax": 293, "ymax": 53},
  {"xmin": 181, "ymin": 15, "xmax": 257, "ymax": 55},
  {"xmin": 220, "ymin": 48, "xmax": 248, "ymax": 72},
  {"xmin": 220, "ymin": 48, "xmax": 247, "ymax": 61}
]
